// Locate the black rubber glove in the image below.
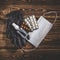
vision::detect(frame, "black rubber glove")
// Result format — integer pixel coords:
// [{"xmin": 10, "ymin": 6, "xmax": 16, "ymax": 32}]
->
[{"xmin": 6, "ymin": 10, "xmax": 27, "ymax": 48}]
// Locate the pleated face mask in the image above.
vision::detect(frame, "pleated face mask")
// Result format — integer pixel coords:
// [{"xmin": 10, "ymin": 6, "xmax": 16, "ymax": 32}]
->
[{"xmin": 27, "ymin": 11, "xmax": 57, "ymax": 47}]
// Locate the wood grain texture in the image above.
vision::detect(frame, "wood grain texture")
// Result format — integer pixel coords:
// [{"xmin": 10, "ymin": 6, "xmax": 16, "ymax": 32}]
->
[{"xmin": 0, "ymin": 4, "xmax": 60, "ymax": 60}]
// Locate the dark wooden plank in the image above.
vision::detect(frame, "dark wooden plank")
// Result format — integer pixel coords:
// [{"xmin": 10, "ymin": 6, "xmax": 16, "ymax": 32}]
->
[{"xmin": 0, "ymin": 5, "xmax": 60, "ymax": 60}]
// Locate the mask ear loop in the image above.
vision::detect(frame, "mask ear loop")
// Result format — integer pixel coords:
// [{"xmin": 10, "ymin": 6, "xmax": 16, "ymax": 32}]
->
[
  {"xmin": 20, "ymin": 11, "xmax": 58, "ymax": 53},
  {"xmin": 43, "ymin": 11, "xmax": 57, "ymax": 25}
]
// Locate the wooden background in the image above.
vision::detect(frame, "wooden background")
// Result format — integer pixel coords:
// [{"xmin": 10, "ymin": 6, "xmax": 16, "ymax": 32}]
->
[{"xmin": 0, "ymin": 0, "xmax": 60, "ymax": 60}]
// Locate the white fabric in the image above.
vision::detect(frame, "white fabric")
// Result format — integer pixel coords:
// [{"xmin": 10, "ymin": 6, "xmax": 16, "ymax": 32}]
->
[{"xmin": 27, "ymin": 16, "xmax": 53, "ymax": 47}]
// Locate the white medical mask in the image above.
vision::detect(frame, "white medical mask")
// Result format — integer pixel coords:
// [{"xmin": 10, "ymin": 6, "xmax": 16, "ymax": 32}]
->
[{"xmin": 27, "ymin": 11, "xmax": 57, "ymax": 47}]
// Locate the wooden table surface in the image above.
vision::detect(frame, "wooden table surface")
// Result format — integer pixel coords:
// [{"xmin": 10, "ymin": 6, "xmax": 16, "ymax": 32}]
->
[{"xmin": 0, "ymin": 4, "xmax": 60, "ymax": 60}]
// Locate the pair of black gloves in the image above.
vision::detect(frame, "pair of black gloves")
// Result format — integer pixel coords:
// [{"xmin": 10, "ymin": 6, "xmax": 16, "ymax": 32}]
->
[{"xmin": 6, "ymin": 10, "xmax": 28, "ymax": 48}]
